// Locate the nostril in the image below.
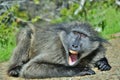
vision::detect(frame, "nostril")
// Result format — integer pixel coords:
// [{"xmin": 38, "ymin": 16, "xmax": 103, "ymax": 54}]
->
[{"xmin": 72, "ymin": 45, "xmax": 78, "ymax": 48}]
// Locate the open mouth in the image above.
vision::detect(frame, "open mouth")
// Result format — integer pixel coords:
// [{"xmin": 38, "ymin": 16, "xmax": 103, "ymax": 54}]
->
[{"xmin": 68, "ymin": 50, "xmax": 79, "ymax": 66}]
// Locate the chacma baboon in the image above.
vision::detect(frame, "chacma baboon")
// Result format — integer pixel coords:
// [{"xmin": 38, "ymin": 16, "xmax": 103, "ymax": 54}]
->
[{"xmin": 7, "ymin": 21, "xmax": 111, "ymax": 79}]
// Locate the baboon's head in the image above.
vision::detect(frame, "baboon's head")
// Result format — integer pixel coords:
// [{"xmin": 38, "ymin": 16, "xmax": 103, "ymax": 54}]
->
[{"xmin": 58, "ymin": 22, "xmax": 104, "ymax": 66}]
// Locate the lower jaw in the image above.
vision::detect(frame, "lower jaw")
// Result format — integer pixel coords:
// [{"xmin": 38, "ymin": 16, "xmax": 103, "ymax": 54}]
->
[
  {"xmin": 68, "ymin": 60, "xmax": 78, "ymax": 66},
  {"xmin": 69, "ymin": 62, "xmax": 76, "ymax": 66}
]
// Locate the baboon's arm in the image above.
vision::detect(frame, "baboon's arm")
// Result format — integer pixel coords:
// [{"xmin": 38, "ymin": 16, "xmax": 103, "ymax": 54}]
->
[
  {"xmin": 88, "ymin": 45, "xmax": 111, "ymax": 71},
  {"xmin": 8, "ymin": 27, "xmax": 32, "ymax": 70},
  {"xmin": 20, "ymin": 54, "xmax": 95, "ymax": 78}
]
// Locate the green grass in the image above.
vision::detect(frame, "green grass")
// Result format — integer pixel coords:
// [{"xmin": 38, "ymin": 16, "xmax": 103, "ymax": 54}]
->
[
  {"xmin": 100, "ymin": 8, "xmax": 120, "ymax": 38},
  {"xmin": 0, "ymin": 35, "xmax": 15, "ymax": 62}
]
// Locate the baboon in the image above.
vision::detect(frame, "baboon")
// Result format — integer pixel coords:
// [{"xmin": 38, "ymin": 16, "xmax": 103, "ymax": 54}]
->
[{"xmin": 7, "ymin": 21, "xmax": 111, "ymax": 79}]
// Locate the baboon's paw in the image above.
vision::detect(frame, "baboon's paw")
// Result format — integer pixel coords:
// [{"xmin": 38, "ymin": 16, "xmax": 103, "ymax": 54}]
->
[
  {"xmin": 77, "ymin": 67, "xmax": 95, "ymax": 76},
  {"xmin": 8, "ymin": 66, "xmax": 21, "ymax": 77},
  {"xmin": 96, "ymin": 58, "xmax": 111, "ymax": 71}
]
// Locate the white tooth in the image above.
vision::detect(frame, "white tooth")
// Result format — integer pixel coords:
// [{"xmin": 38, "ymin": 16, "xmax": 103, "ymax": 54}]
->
[{"xmin": 69, "ymin": 50, "xmax": 78, "ymax": 54}]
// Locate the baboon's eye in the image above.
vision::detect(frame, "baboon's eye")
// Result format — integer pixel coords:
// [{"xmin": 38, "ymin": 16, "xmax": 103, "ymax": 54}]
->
[
  {"xmin": 73, "ymin": 31, "xmax": 79, "ymax": 35},
  {"xmin": 80, "ymin": 33, "xmax": 87, "ymax": 38},
  {"xmin": 73, "ymin": 31, "xmax": 87, "ymax": 38}
]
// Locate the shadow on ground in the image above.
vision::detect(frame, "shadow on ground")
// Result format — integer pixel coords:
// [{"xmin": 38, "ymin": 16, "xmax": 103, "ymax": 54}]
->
[{"xmin": 0, "ymin": 38, "xmax": 120, "ymax": 80}]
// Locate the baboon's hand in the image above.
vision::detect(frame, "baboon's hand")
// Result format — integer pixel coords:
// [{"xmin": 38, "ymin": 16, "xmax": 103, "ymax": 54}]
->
[
  {"xmin": 77, "ymin": 67, "xmax": 95, "ymax": 76},
  {"xmin": 96, "ymin": 58, "xmax": 111, "ymax": 71},
  {"xmin": 8, "ymin": 66, "xmax": 21, "ymax": 77}
]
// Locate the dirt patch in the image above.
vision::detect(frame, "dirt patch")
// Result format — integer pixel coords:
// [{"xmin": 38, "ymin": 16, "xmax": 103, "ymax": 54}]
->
[{"xmin": 0, "ymin": 38, "xmax": 120, "ymax": 80}]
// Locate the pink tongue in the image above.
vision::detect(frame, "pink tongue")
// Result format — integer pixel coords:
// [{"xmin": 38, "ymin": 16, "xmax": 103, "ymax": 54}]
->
[{"xmin": 70, "ymin": 54, "xmax": 77, "ymax": 62}]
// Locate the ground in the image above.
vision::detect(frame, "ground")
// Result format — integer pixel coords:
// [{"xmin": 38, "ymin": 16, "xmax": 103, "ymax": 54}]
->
[{"xmin": 0, "ymin": 38, "xmax": 120, "ymax": 80}]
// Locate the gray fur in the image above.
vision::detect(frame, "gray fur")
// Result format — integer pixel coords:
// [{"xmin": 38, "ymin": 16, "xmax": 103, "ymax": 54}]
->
[{"xmin": 7, "ymin": 21, "xmax": 111, "ymax": 79}]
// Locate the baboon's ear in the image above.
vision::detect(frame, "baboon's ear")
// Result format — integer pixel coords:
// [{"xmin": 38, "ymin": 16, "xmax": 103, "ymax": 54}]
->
[
  {"xmin": 92, "ymin": 41, "xmax": 100, "ymax": 50},
  {"xmin": 59, "ymin": 31, "xmax": 68, "ymax": 53}
]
